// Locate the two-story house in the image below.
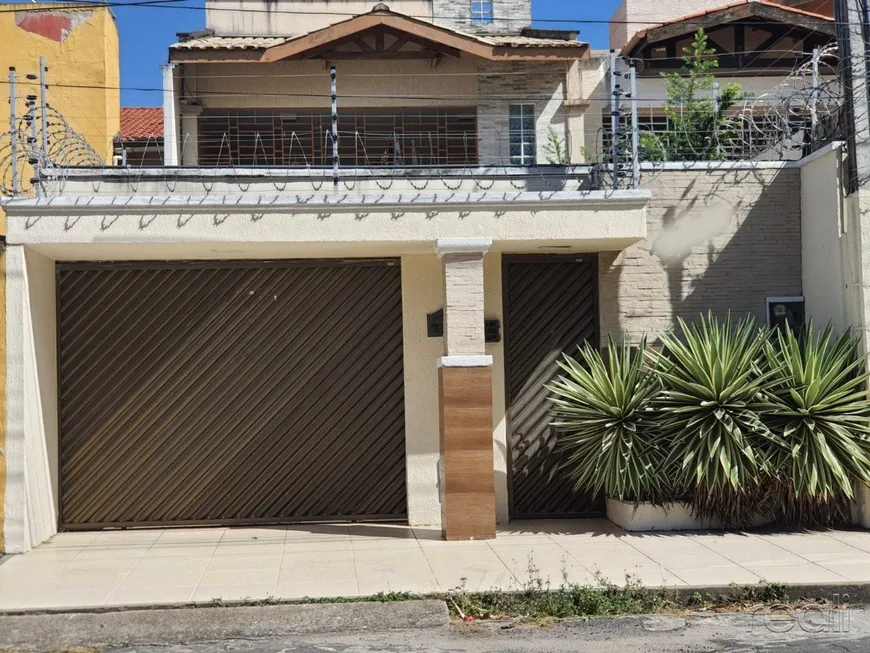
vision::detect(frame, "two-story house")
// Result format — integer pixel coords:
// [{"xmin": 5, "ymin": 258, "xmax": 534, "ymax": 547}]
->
[
  {"xmin": 611, "ymin": 0, "xmax": 837, "ymax": 160},
  {"xmin": 1, "ymin": 0, "xmax": 820, "ymax": 553}
]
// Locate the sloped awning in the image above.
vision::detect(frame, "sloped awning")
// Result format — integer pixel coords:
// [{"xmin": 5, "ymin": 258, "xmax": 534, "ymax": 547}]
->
[
  {"xmin": 170, "ymin": 6, "xmax": 589, "ymax": 63},
  {"xmin": 622, "ymin": 0, "xmax": 835, "ymax": 56}
]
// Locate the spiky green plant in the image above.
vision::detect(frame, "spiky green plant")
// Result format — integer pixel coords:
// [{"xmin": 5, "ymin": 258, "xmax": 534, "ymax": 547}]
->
[
  {"xmin": 548, "ymin": 335, "xmax": 665, "ymax": 503},
  {"xmin": 651, "ymin": 313, "xmax": 780, "ymax": 523},
  {"xmin": 761, "ymin": 322, "xmax": 870, "ymax": 524}
]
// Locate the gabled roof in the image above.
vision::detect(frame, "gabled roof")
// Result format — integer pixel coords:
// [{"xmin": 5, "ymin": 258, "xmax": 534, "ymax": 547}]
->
[
  {"xmin": 119, "ymin": 107, "xmax": 163, "ymax": 141},
  {"xmin": 170, "ymin": 6, "xmax": 588, "ymax": 63},
  {"xmin": 623, "ymin": 0, "xmax": 835, "ymax": 55}
]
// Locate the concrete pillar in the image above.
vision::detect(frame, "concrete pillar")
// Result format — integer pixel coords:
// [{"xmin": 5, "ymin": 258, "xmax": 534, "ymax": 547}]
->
[
  {"xmin": 180, "ymin": 104, "xmax": 202, "ymax": 167},
  {"xmin": 161, "ymin": 63, "xmax": 179, "ymax": 166},
  {"xmin": 564, "ymin": 60, "xmax": 589, "ymax": 164},
  {"xmin": 4, "ymin": 246, "xmax": 58, "ymax": 553},
  {"xmin": 435, "ymin": 237, "xmax": 496, "ymax": 541}
]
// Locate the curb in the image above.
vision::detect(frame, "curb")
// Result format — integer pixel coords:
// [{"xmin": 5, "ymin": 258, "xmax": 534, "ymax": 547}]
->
[
  {"xmin": 667, "ymin": 582, "xmax": 870, "ymax": 604},
  {"xmin": 0, "ymin": 599, "xmax": 451, "ymax": 651}
]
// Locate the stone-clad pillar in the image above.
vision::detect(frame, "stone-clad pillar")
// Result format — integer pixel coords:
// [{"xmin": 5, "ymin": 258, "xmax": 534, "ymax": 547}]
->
[{"xmin": 436, "ymin": 238, "xmax": 496, "ymax": 540}]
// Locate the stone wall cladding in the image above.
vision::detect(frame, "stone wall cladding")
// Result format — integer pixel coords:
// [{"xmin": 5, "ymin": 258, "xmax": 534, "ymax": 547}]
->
[
  {"xmin": 598, "ymin": 168, "xmax": 802, "ymax": 344},
  {"xmin": 433, "ymin": 0, "xmax": 531, "ymax": 34},
  {"xmin": 443, "ymin": 253, "xmax": 486, "ymax": 355},
  {"xmin": 476, "ymin": 61, "xmax": 566, "ymax": 164}
]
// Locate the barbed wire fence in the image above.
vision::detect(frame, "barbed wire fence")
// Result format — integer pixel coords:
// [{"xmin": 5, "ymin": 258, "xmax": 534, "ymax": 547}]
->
[
  {"xmin": 600, "ymin": 43, "xmax": 846, "ymax": 190},
  {"xmin": 0, "ymin": 46, "xmax": 854, "ymax": 198},
  {"xmin": 1, "ymin": 59, "xmax": 104, "ymax": 200}
]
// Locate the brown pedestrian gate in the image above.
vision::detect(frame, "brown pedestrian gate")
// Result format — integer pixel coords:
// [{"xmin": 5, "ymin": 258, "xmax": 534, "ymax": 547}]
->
[
  {"xmin": 57, "ymin": 259, "xmax": 406, "ymax": 529},
  {"xmin": 503, "ymin": 255, "xmax": 603, "ymax": 518}
]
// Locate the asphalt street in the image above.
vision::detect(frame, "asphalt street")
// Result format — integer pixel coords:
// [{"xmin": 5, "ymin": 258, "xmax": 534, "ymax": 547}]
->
[{"xmin": 108, "ymin": 611, "xmax": 870, "ymax": 653}]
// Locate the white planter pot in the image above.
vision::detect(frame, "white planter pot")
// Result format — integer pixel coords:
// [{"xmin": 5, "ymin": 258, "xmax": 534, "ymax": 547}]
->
[
  {"xmin": 606, "ymin": 498, "xmax": 772, "ymax": 531},
  {"xmin": 606, "ymin": 498, "xmax": 724, "ymax": 531}
]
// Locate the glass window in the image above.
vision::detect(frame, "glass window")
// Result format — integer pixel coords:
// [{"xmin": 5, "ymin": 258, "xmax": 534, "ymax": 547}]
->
[
  {"xmin": 471, "ymin": 0, "xmax": 493, "ymax": 23},
  {"xmin": 509, "ymin": 104, "xmax": 536, "ymax": 165}
]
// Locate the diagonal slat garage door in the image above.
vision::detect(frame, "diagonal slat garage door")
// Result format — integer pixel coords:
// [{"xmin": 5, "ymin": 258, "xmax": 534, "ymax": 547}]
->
[
  {"xmin": 57, "ymin": 259, "xmax": 406, "ymax": 529},
  {"xmin": 504, "ymin": 255, "xmax": 602, "ymax": 518}
]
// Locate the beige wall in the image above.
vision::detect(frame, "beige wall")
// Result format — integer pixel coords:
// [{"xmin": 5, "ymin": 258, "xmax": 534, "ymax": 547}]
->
[
  {"xmin": 0, "ymin": 246, "xmax": 5, "ymax": 553},
  {"xmin": 600, "ymin": 167, "xmax": 803, "ymax": 342},
  {"xmin": 206, "ymin": 0, "xmax": 434, "ymax": 36},
  {"xmin": 801, "ymin": 146, "xmax": 847, "ymax": 330},
  {"xmin": 4, "ymin": 246, "xmax": 58, "ymax": 553},
  {"xmin": 187, "ymin": 60, "xmax": 479, "ymax": 111},
  {"xmin": 400, "ymin": 254, "xmax": 442, "ymax": 526}
]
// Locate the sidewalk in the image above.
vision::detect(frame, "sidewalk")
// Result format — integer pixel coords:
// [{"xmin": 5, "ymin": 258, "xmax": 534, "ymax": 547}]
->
[{"xmin": 3, "ymin": 519, "xmax": 870, "ymax": 611}]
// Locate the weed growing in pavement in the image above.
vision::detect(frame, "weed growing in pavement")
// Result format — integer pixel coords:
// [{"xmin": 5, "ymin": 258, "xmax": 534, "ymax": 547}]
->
[
  {"xmin": 448, "ymin": 558, "xmax": 666, "ymax": 621},
  {"xmin": 193, "ymin": 557, "xmax": 800, "ymax": 623}
]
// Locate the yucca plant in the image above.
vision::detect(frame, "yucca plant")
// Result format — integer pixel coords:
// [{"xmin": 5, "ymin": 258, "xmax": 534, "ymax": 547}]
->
[
  {"xmin": 548, "ymin": 335, "xmax": 665, "ymax": 503},
  {"xmin": 762, "ymin": 322, "xmax": 870, "ymax": 525},
  {"xmin": 651, "ymin": 313, "xmax": 780, "ymax": 524}
]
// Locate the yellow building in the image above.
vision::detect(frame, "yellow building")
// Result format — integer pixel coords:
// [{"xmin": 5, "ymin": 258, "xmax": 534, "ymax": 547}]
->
[
  {"xmin": 0, "ymin": 2, "xmax": 119, "ymax": 552},
  {"xmin": 0, "ymin": 2, "xmax": 120, "ymax": 214}
]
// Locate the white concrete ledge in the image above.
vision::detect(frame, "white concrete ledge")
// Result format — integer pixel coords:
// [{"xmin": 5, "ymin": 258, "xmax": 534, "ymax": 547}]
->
[
  {"xmin": 3, "ymin": 190, "xmax": 653, "ymax": 216},
  {"xmin": 435, "ymin": 238, "xmax": 493, "ymax": 256},
  {"xmin": 437, "ymin": 355, "xmax": 493, "ymax": 368}
]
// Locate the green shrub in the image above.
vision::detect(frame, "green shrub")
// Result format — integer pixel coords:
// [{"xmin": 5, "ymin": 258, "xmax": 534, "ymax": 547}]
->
[
  {"xmin": 649, "ymin": 313, "xmax": 779, "ymax": 524},
  {"xmin": 549, "ymin": 335, "xmax": 664, "ymax": 503},
  {"xmin": 761, "ymin": 322, "xmax": 870, "ymax": 526},
  {"xmin": 549, "ymin": 313, "xmax": 870, "ymax": 528}
]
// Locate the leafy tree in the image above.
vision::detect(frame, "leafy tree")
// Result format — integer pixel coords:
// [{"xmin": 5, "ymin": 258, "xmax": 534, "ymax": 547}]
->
[{"xmin": 640, "ymin": 29, "xmax": 744, "ymax": 161}]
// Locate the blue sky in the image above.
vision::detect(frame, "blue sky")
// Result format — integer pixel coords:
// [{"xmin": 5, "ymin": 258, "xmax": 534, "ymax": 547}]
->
[{"xmin": 115, "ymin": 0, "xmax": 622, "ymax": 106}]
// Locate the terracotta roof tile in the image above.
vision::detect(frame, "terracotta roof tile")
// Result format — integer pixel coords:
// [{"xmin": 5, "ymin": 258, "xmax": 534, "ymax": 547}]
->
[{"xmin": 120, "ymin": 107, "xmax": 163, "ymax": 141}]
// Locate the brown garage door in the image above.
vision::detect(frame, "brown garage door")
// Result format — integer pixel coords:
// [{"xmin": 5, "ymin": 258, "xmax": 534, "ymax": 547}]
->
[
  {"xmin": 57, "ymin": 259, "xmax": 406, "ymax": 529},
  {"xmin": 504, "ymin": 254, "xmax": 603, "ymax": 518}
]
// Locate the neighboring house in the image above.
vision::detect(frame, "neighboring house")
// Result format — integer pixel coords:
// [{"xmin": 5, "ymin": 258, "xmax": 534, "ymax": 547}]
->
[
  {"xmin": 0, "ymin": 0, "xmax": 848, "ymax": 553},
  {"xmin": 0, "ymin": 1, "xmax": 119, "ymax": 554},
  {"xmin": 0, "ymin": 2, "xmax": 120, "ymax": 209},
  {"xmin": 608, "ymin": 0, "xmax": 837, "ymax": 160},
  {"xmin": 115, "ymin": 107, "xmax": 164, "ymax": 166}
]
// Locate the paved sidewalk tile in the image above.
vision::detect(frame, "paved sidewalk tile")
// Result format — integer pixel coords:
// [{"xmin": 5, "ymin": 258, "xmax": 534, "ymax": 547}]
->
[{"xmin": 3, "ymin": 522, "xmax": 870, "ymax": 610}]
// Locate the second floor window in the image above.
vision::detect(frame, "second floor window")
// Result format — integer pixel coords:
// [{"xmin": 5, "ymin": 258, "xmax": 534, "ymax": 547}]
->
[
  {"xmin": 471, "ymin": 0, "xmax": 493, "ymax": 23},
  {"xmin": 509, "ymin": 104, "xmax": 536, "ymax": 165}
]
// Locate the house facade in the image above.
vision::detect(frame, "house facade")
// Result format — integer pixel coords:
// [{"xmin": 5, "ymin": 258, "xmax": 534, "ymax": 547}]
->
[
  {"xmin": 610, "ymin": 0, "xmax": 838, "ymax": 161},
  {"xmin": 0, "ymin": 0, "xmax": 846, "ymax": 553}
]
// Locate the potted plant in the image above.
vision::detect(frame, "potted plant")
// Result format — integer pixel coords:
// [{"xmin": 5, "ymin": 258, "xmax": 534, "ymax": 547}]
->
[
  {"xmin": 651, "ymin": 312, "xmax": 778, "ymax": 528},
  {"xmin": 549, "ymin": 335, "xmax": 687, "ymax": 530}
]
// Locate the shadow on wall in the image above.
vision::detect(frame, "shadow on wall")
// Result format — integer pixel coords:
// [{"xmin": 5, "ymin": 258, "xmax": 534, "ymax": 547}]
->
[{"xmin": 600, "ymin": 168, "xmax": 803, "ymax": 343}]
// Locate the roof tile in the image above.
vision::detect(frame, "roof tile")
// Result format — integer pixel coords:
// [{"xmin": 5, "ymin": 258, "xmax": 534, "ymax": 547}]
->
[{"xmin": 120, "ymin": 107, "xmax": 163, "ymax": 141}]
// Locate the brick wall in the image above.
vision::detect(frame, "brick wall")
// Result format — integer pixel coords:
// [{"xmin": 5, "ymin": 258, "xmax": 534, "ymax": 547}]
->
[
  {"xmin": 476, "ymin": 62, "xmax": 566, "ymax": 165},
  {"xmin": 433, "ymin": 0, "xmax": 531, "ymax": 34},
  {"xmin": 598, "ymin": 168, "xmax": 803, "ymax": 344}
]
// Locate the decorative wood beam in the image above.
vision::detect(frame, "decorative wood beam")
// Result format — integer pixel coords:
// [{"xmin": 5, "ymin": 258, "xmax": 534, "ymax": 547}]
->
[
  {"xmin": 354, "ymin": 38, "xmax": 374, "ymax": 53},
  {"xmin": 386, "ymin": 37, "xmax": 409, "ymax": 52},
  {"xmin": 259, "ymin": 10, "xmax": 589, "ymax": 62},
  {"xmin": 641, "ymin": 3, "xmax": 834, "ymax": 48},
  {"xmin": 325, "ymin": 49, "xmax": 442, "ymax": 60}
]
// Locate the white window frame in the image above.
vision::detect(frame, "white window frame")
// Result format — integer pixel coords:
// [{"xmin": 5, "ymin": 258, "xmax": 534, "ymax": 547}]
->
[
  {"xmin": 471, "ymin": 0, "xmax": 494, "ymax": 23},
  {"xmin": 766, "ymin": 296, "xmax": 805, "ymax": 327},
  {"xmin": 509, "ymin": 104, "xmax": 536, "ymax": 166}
]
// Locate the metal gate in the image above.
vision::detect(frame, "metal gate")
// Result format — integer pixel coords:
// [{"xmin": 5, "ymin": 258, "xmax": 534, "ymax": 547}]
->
[
  {"xmin": 57, "ymin": 259, "xmax": 406, "ymax": 529},
  {"xmin": 503, "ymin": 255, "xmax": 603, "ymax": 518}
]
